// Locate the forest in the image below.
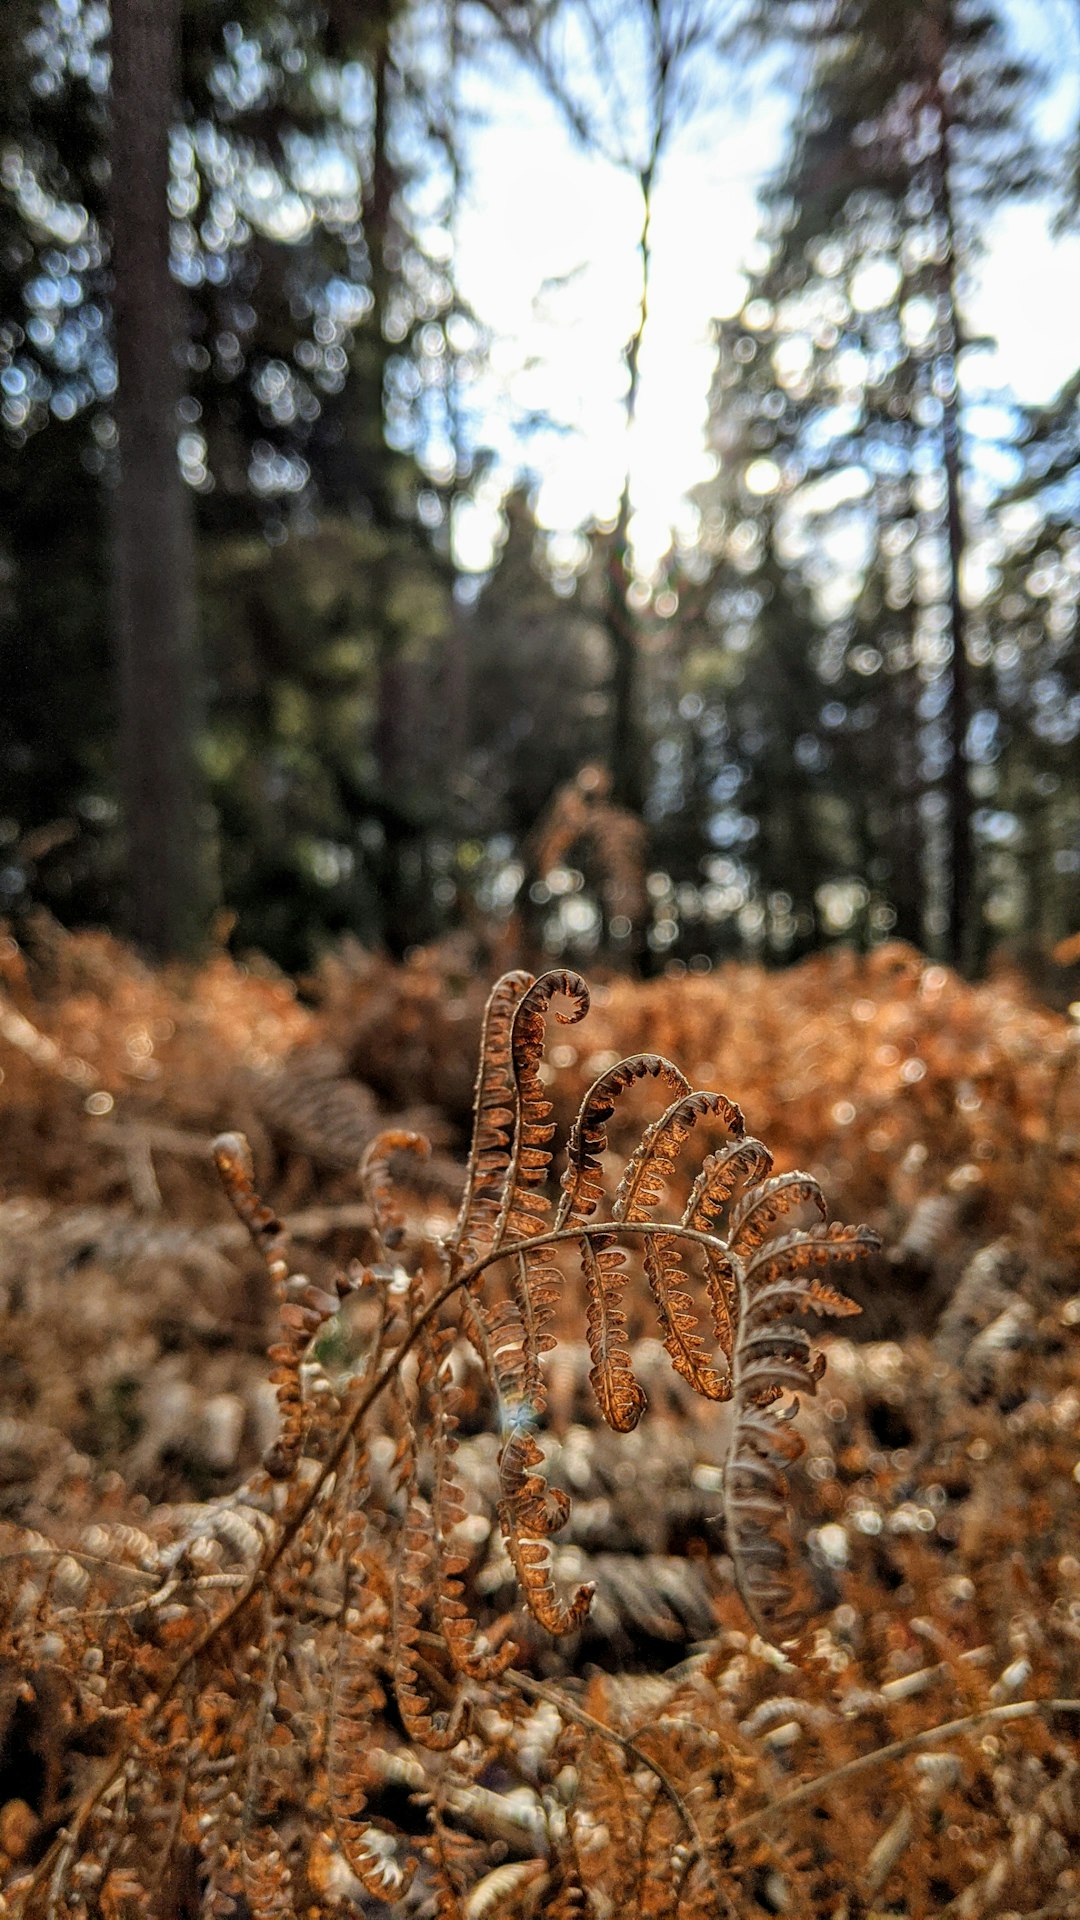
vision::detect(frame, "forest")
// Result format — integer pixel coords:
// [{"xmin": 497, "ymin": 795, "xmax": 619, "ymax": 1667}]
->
[
  {"xmin": 2, "ymin": 0, "xmax": 1079, "ymax": 976},
  {"xmin": 2, "ymin": 2, "xmax": 1080, "ymax": 1917}
]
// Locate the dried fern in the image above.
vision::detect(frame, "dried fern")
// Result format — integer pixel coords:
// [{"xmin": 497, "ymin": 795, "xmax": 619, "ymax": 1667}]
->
[{"xmin": 1, "ymin": 967, "xmax": 887, "ymax": 1915}]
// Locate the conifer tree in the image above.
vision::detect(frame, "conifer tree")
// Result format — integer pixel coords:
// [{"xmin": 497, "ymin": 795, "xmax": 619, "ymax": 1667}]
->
[
  {"xmin": 1, "ymin": 0, "xmax": 470, "ymax": 960},
  {"xmin": 988, "ymin": 371, "xmax": 1080, "ymax": 948},
  {"xmin": 737, "ymin": 0, "xmax": 1044, "ymax": 969},
  {"xmin": 110, "ymin": 0, "xmax": 205, "ymax": 957}
]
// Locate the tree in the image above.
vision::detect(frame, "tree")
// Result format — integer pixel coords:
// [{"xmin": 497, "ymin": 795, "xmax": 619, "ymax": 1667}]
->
[
  {"xmin": 472, "ymin": 0, "xmax": 736, "ymax": 825},
  {"xmin": 0, "ymin": 3, "xmax": 112, "ymax": 921},
  {"xmin": 734, "ymin": 0, "xmax": 1044, "ymax": 969},
  {"xmin": 110, "ymin": 0, "xmax": 205, "ymax": 956},
  {"xmin": 985, "ymin": 370, "xmax": 1080, "ymax": 949},
  {"xmin": 1, "ymin": 0, "xmax": 474, "ymax": 962},
  {"xmin": 669, "ymin": 309, "xmax": 890, "ymax": 961}
]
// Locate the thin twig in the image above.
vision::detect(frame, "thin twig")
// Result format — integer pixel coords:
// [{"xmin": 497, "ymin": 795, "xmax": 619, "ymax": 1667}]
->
[{"xmin": 724, "ymin": 1697, "xmax": 1080, "ymax": 1839}]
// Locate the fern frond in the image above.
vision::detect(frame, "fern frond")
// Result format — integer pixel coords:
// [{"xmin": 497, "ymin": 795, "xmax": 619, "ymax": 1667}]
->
[
  {"xmin": 608, "ymin": 1090, "xmax": 744, "ymax": 1403},
  {"xmin": 495, "ymin": 968, "xmax": 590, "ymax": 1256},
  {"xmin": 388, "ymin": 1372, "xmax": 469, "ymax": 1750},
  {"xmin": 580, "ymin": 1232, "xmax": 648, "ymax": 1432},
  {"xmin": 484, "ymin": 973, "xmax": 590, "ymax": 1517},
  {"xmin": 613, "ymin": 1088, "xmax": 743, "ymax": 1227},
  {"xmin": 642, "ymin": 1228, "xmax": 730, "ymax": 1402},
  {"xmin": 722, "ymin": 1195, "xmax": 876, "ymax": 1640},
  {"xmin": 327, "ymin": 1444, "xmax": 417, "ymax": 1901},
  {"xmin": 743, "ymin": 1222, "xmax": 877, "ymax": 1322},
  {"xmin": 728, "ymin": 1170, "xmax": 827, "ymax": 1259},
  {"xmin": 237, "ymin": 1615, "xmax": 294, "ymax": 1917},
  {"xmin": 498, "ymin": 1429, "xmax": 595, "ymax": 1636},
  {"xmin": 213, "ymin": 1130, "xmax": 338, "ymax": 1480},
  {"xmin": 449, "ymin": 968, "xmax": 534, "ymax": 1262},
  {"xmin": 422, "ymin": 1324, "xmax": 516, "ymax": 1681},
  {"xmin": 393, "ymin": 1492, "xmax": 469, "ymax": 1748},
  {"xmin": 360, "ymin": 1127, "xmax": 430, "ymax": 1255},
  {"xmin": 681, "ymin": 1135, "xmax": 773, "ymax": 1239},
  {"xmin": 676, "ymin": 1128, "xmax": 768, "ymax": 1359},
  {"xmin": 557, "ymin": 1054, "xmax": 690, "ymax": 1231},
  {"xmin": 559, "ymin": 1060, "xmax": 698, "ymax": 1432},
  {"xmin": 211, "ymin": 1131, "xmax": 289, "ymax": 1290}
]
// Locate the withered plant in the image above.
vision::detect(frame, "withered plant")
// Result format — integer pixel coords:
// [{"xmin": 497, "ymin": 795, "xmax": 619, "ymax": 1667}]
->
[{"xmin": 4, "ymin": 967, "xmax": 1079, "ymax": 1918}]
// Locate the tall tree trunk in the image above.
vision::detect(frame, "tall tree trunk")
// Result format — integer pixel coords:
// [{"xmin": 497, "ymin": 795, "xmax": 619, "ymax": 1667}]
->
[
  {"xmin": 363, "ymin": 9, "xmax": 413, "ymax": 954},
  {"xmin": 109, "ymin": 0, "xmax": 204, "ymax": 956},
  {"xmin": 878, "ymin": 471, "xmax": 927, "ymax": 949},
  {"xmin": 925, "ymin": 6, "xmax": 974, "ymax": 973},
  {"xmin": 607, "ymin": 151, "xmax": 655, "ymax": 822}
]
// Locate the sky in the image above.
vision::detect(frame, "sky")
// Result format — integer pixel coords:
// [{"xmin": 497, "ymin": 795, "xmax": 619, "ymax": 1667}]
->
[{"xmin": 448, "ymin": 4, "xmax": 1080, "ymax": 579}]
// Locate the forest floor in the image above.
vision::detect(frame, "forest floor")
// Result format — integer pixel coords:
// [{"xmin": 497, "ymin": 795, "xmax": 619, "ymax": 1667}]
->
[{"xmin": 2, "ymin": 915, "xmax": 1080, "ymax": 1916}]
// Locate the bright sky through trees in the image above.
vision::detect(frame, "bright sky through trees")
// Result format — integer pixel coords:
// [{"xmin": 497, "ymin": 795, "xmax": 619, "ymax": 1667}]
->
[{"xmin": 452, "ymin": 2, "xmax": 1080, "ymax": 578}]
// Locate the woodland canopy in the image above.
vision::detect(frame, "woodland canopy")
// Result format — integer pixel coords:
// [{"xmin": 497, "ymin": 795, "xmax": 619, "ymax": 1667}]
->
[{"xmin": 2, "ymin": 0, "xmax": 1079, "ymax": 978}]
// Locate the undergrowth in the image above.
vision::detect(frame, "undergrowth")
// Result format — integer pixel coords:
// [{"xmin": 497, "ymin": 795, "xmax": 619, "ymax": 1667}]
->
[{"xmin": 2, "ymin": 964, "xmax": 1080, "ymax": 1917}]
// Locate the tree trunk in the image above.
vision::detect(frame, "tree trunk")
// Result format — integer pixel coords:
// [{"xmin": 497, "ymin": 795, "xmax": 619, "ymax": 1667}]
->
[
  {"xmin": 925, "ymin": 7, "xmax": 975, "ymax": 974},
  {"xmin": 607, "ymin": 148, "xmax": 657, "ymax": 823},
  {"xmin": 606, "ymin": 514, "xmax": 643, "ymax": 817},
  {"xmin": 363, "ymin": 8, "xmax": 415, "ymax": 955},
  {"xmin": 109, "ymin": 0, "xmax": 204, "ymax": 956}
]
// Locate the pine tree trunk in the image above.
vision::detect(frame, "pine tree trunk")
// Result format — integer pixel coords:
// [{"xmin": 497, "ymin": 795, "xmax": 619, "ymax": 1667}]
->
[
  {"xmin": 364, "ymin": 9, "xmax": 413, "ymax": 955},
  {"xmin": 885, "ymin": 658, "xmax": 926, "ymax": 948},
  {"xmin": 939, "ymin": 333, "xmax": 973, "ymax": 972},
  {"xmin": 109, "ymin": 0, "xmax": 204, "ymax": 956},
  {"xmin": 607, "ymin": 150, "xmax": 657, "ymax": 826},
  {"xmin": 925, "ymin": 8, "xmax": 975, "ymax": 974},
  {"xmin": 607, "ymin": 513, "xmax": 643, "ymax": 817}
]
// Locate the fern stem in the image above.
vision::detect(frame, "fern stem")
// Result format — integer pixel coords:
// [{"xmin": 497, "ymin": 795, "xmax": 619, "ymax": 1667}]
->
[
  {"xmin": 504, "ymin": 1668, "xmax": 740, "ymax": 1918},
  {"xmin": 724, "ymin": 1696, "xmax": 1080, "ymax": 1839}
]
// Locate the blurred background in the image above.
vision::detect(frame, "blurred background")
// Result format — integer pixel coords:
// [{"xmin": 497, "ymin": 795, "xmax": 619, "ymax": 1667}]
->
[{"xmin": 2, "ymin": 0, "xmax": 1079, "ymax": 981}]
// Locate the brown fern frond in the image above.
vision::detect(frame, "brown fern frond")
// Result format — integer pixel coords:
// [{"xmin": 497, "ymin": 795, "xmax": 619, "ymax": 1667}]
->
[
  {"xmin": 728, "ymin": 1169, "xmax": 827, "ymax": 1259},
  {"xmin": 609, "ymin": 1090, "xmax": 744, "ymax": 1404},
  {"xmin": 327, "ymin": 1445, "xmax": 416, "ymax": 1901},
  {"xmin": 742, "ymin": 1222, "xmax": 878, "ymax": 1320},
  {"xmin": 235, "ymin": 1620, "xmax": 294, "ymax": 1918},
  {"xmin": 722, "ymin": 1202, "xmax": 876, "ymax": 1640},
  {"xmin": 189, "ymin": 1666, "xmax": 254, "ymax": 1916},
  {"xmin": 360, "ymin": 1127, "xmax": 430, "ymax": 1255},
  {"xmin": 682, "ymin": 1135, "xmax": 774, "ymax": 1240},
  {"xmin": 210, "ymin": 1131, "xmax": 289, "ymax": 1291},
  {"xmin": 481, "ymin": 974, "xmax": 590, "ymax": 1521},
  {"xmin": 574, "ymin": 1731, "xmax": 636, "ymax": 1908},
  {"xmin": 422, "ymin": 1325, "xmax": 517, "ymax": 1682},
  {"xmin": 498, "ymin": 1430, "xmax": 595, "ymax": 1636},
  {"xmin": 613, "ymin": 1088, "xmax": 744, "ymax": 1227},
  {"xmin": 495, "ymin": 968, "xmax": 590, "ymax": 1256},
  {"xmin": 393, "ymin": 1492, "xmax": 469, "ymax": 1749},
  {"xmin": 580, "ymin": 1233, "xmax": 648, "ymax": 1432},
  {"xmin": 449, "ymin": 968, "xmax": 535, "ymax": 1262},
  {"xmin": 632, "ymin": 1716, "xmax": 733, "ymax": 1917},
  {"xmin": 558, "ymin": 1060, "xmax": 696, "ymax": 1433},
  {"xmin": 212, "ymin": 1130, "xmax": 338, "ymax": 1481},
  {"xmin": 387, "ymin": 1369, "xmax": 469, "ymax": 1751},
  {"xmin": 642, "ymin": 1228, "xmax": 730, "ymax": 1402},
  {"xmin": 557, "ymin": 1054, "xmax": 691, "ymax": 1231}
]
